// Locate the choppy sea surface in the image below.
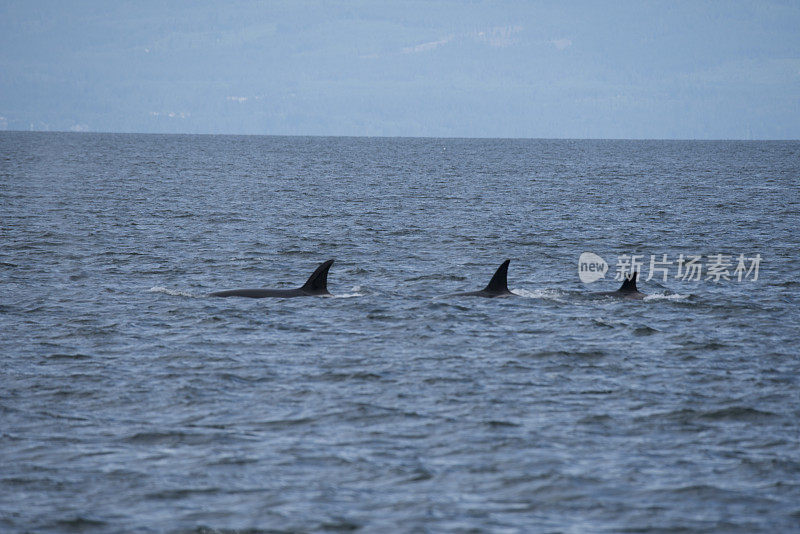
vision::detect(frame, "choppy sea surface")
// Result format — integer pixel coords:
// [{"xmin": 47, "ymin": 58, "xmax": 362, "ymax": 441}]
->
[{"xmin": 1, "ymin": 132, "xmax": 799, "ymax": 533}]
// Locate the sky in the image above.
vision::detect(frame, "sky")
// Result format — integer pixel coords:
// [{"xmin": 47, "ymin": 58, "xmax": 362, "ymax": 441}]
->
[{"xmin": 1, "ymin": 0, "xmax": 799, "ymax": 139}]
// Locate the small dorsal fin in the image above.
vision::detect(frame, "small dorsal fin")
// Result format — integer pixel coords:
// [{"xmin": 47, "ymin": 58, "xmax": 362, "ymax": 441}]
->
[
  {"xmin": 301, "ymin": 259, "xmax": 334, "ymax": 293},
  {"xmin": 483, "ymin": 259, "xmax": 510, "ymax": 293},
  {"xmin": 618, "ymin": 270, "xmax": 638, "ymax": 292}
]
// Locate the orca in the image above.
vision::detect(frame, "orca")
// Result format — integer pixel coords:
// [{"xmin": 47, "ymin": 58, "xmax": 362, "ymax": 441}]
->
[
  {"xmin": 210, "ymin": 259, "xmax": 334, "ymax": 298},
  {"xmin": 596, "ymin": 271, "xmax": 644, "ymax": 300},
  {"xmin": 447, "ymin": 259, "xmax": 514, "ymax": 298}
]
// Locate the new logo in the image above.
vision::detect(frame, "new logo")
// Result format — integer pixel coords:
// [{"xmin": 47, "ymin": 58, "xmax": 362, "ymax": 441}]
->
[{"xmin": 578, "ymin": 252, "xmax": 608, "ymax": 283}]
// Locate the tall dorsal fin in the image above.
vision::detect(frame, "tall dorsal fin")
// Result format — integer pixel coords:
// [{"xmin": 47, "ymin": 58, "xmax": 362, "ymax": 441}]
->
[
  {"xmin": 618, "ymin": 270, "xmax": 638, "ymax": 293},
  {"xmin": 300, "ymin": 259, "xmax": 334, "ymax": 293},
  {"xmin": 483, "ymin": 259, "xmax": 510, "ymax": 293}
]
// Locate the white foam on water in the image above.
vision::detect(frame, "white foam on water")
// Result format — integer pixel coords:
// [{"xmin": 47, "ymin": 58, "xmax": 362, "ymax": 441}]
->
[
  {"xmin": 643, "ymin": 292, "xmax": 690, "ymax": 301},
  {"xmin": 512, "ymin": 288, "xmax": 565, "ymax": 301},
  {"xmin": 333, "ymin": 286, "xmax": 365, "ymax": 298},
  {"xmin": 148, "ymin": 286, "xmax": 197, "ymax": 298}
]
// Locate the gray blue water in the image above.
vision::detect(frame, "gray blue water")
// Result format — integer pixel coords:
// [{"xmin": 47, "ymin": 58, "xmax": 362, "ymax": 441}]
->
[{"xmin": 2, "ymin": 132, "xmax": 799, "ymax": 532}]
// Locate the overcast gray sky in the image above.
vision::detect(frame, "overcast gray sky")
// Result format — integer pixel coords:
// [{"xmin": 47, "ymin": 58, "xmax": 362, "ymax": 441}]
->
[{"xmin": 1, "ymin": 0, "xmax": 798, "ymax": 139}]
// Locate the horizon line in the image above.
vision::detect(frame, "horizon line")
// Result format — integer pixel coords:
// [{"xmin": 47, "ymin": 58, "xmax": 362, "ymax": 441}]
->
[{"xmin": 1, "ymin": 129, "xmax": 797, "ymax": 143}]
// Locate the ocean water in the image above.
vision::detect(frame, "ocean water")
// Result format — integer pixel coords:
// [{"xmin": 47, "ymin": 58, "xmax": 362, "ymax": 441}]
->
[{"xmin": 1, "ymin": 132, "xmax": 799, "ymax": 533}]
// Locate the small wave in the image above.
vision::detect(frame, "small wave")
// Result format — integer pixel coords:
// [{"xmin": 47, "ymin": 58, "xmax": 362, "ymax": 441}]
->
[
  {"xmin": 643, "ymin": 292, "xmax": 690, "ymax": 301},
  {"xmin": 50, "ymin": 517, "xmax": 108, "ymax": 530},
  {"xmin": 124, "ymin": 430, "xmax": 204, "ymax": 445},
  {"xmin": 578, "ymin": 414, "xmax": 614, "ymax": 424},
  {"xmin": 146, "ymin": 487, "xmax": 220, "ymax": 500},
  {"xmin": 700, "ymin": 406, "xmax": 776, "ymax": 421},
  {"xmin": 405, "ymin": 273, "xmax": 466, "ymax": 282},
  {"xmin": 148, "ymin": 286, "xmax": 196, "ymax": 298},
  {"xmin": 46, "ymin": 353, "xmax": 92, "ymax": 360},
  {"xmin": 592, "ymin": 318, "xmax": 620, "ymax": 328},
  {"xmin": 320, "ymin": 371, "xmax": 384, "ymax": 381},
  {"xmin": 633, "ymin": 325, "xmax": 660, "ymax": 336},
  {"xmin": 484, "ymin": 419, "xmax": 521, "ymax": 428}
]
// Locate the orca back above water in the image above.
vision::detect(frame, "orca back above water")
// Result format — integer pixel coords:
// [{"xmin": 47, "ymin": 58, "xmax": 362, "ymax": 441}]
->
[
  {"xmin": 209, "ymin": 259, "xmax": 334, "ymax": 298},
  {"xmin": 596, "ymin": 271, "xmax": 644, "ymax": 300},
  {"xmin": 448, "ymin": 259, "xmax": 514, "ymax": 298}
]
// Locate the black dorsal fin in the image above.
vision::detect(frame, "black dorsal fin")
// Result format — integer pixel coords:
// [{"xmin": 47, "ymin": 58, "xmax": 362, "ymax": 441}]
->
[
  {"xmin": 618, "ymin": 270, "xmax": 638, "ymax": 292},
  {"xmin": 483, "ymin": 259, "xmax": 510, "ymax": 293},
  {"xmin": 300, "ymin": 259, "xmax": 334, "ymax": 293}
]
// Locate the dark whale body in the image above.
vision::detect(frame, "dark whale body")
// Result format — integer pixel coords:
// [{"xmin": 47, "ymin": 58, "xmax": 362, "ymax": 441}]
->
[
  {"xmin": 596, "ymin": 271, "xmax": 645, "ymax": 300},
  {"xmin": 210, "ymin": 259, "xmax": 334, "ymax": 298},
  {"xmin": 448, "ymin": 259, "xmax": 514, "ymax": 298}
]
